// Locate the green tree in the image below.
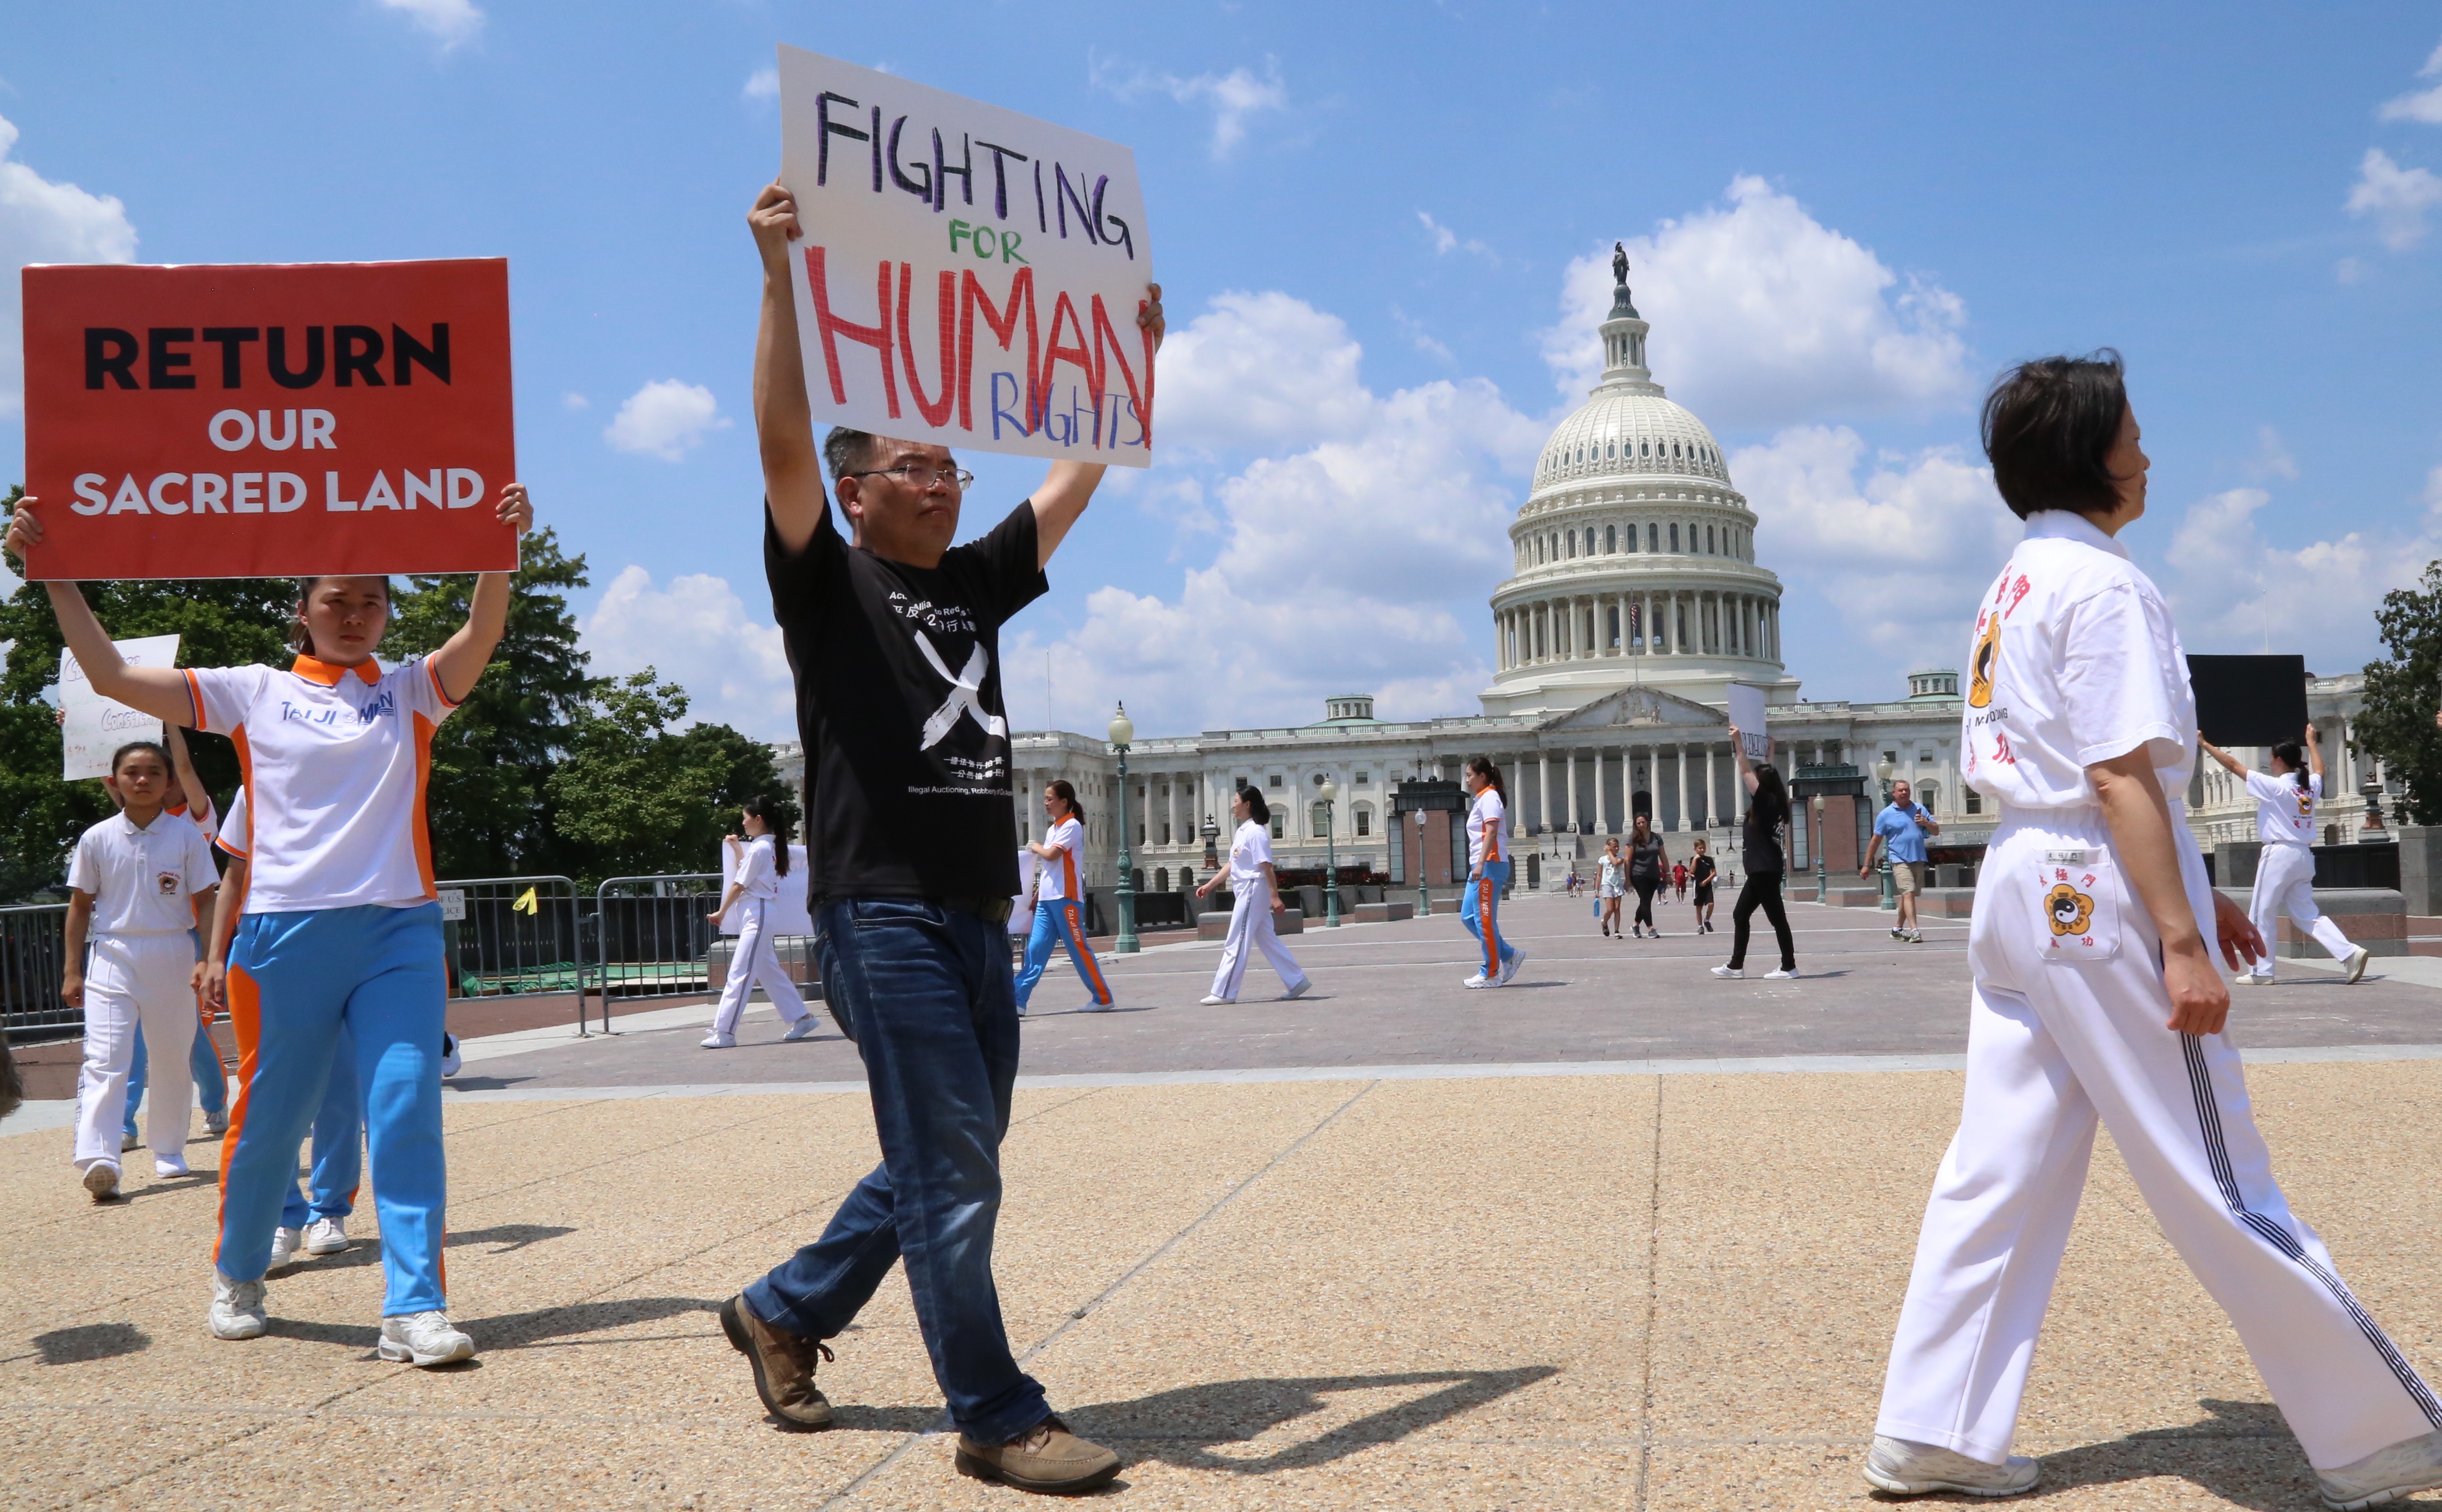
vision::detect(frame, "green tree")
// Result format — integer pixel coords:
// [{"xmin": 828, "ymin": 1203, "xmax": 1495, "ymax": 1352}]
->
[
  {"xmin": 0, "ymin": 486, "xmax": 294, "ymax": 899},
  {"xmin": 546, "ymin": 669, "xmax": 795, "ymax": 888},
  {"xmin": 379, "ymin": 527, "xmax": 593, "ymax": 878},
  {"xmin": 2357, "ymin": 560, "xmax": 2442, "ymax": 825}
]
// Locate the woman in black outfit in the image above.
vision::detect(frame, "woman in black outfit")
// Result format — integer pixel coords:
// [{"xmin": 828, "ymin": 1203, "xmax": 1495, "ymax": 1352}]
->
[
  {"xmin": 1711, "ymin": 727, "xmax": 1798, "ymax": 978},
  {"xmin": 1626, "ymin": 812, "xmax": 1668, "ymax": 938},
  {"xmin": 1690, "ymin": 838, "xmax": 1718, "ymax": 934}
]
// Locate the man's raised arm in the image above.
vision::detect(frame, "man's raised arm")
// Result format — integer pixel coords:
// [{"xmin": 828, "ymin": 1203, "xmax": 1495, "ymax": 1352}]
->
[
  {"xmin": 1027, "ymin": 284, "xmax": 1167, "ymax": 570},
  {"xmin": 750, "ymin": 183, "xmax": 829, "ymax": 555}
]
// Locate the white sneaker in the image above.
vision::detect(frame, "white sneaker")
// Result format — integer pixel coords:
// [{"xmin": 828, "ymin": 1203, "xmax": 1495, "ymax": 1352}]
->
[
  {"xmin": 699, "ymin": 1031, "xmax": 735, "ymax": 1049},
  {"xmin": 1863, "ymin": 1435, "xmax": 2037, "ymax": 1497},
  {"xmin": 2345, "ymin": 946, "xmax": 2372, "ymax": 985},
  {"xmin": 1280, "ymin": 980, "xmax": 1309, "ymax": 1001},
  {"xmin": 1462, "ymin": 973, "xmax": 1494, "ymax": 989},
  {"xmin": 781, "ymin": 1015, "xmax": 822, "ymax": 1041},
  {"xmin": 379, "ymin": 1310, "xmax": 476, "ymax": 1367},
  {"xmin": 1710, "ymin": 965, "xmax": 1743, "ymax": 979},
  {"xmin": 304, "ymin": 1217, "xmax": 350, "ymax": 1255},
  {"xmin": 439, "ymin": 1032, "xmax": 462, "ymax": 1077},
  {"xmin": 1199, "ymin": 994, "xmax": 1233, "ymax": 1006},
  {"xmin": 82, "ymin": 1163, "xmax": 121, "ymax": 1201},
  {"xmin": 1765, "ymin": 967, "xmax": 1799, "ymax": 979},
  {"xmin": 2234, "ymin": 972, "xmax": 2273, "ymax": 987},
  {"xmin": 1079, "ymin": 1000, "xmax": 1115, "ymax": 1012},
  {"xmin": 208, "ymin": 1272, "xmax": 268, "ymax": 1341},
  {"xmin": 1499, "ymin": 950, "xmax": 1525, "ymax": 985},
  {"xmin": 204, "ymin": 1109, "xmax": 228, "ymax": 1134},
  {"xmin": 121, "ymin": 1129, "xmax": 141, "ymax": 1152},
  {"xmin": 2317, "ymin": 1427, "xmax": 2442, "ymax": 1509},
  {"xmin": 154, "ymin": 1155, "xmax": 190, "ymax": 1179},
  {"xmin": 1904, "ymin": 930, "xmax": 1924, "ymax": 944},
  {"xmin": 269, "ymin": 1226, "xmax": 304, "ymax": 1271}
]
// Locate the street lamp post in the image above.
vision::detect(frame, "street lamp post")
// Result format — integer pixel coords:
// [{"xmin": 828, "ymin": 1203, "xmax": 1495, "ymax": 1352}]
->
[
  {"xmin": 1415, "ymin": 809, "xmax": 1432, "ymax": 917},
  {"xmin": 1108, "ymin": 703, "xmax": 1140, "ymax": 954},
  {"xmin": 1319, "ymin": 778, "xmax": 1342, "ymax": 927},
  {"xmin": 1813, "ymin": 794, "xmax": 1828, "ymax": 902},
  {"xmin": 1874, "ymin": 756, "xmax": 1897, "ymax": 911}
]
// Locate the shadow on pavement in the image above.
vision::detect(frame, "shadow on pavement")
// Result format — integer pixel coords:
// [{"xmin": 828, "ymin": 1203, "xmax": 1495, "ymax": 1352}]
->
[
  {"xmin": 1066, "ymin": 1366, "xmax": 1561, "ymax": 1472},
  {"xmin": 442, "ymin": 1075, "xmax": 536, "ymax": 1091},
  {"xmin": 2024, "ymin": 1399, "xmax": 2310, "ymax": 1510},
  {"xmin": 269, "ymin": 1223, "xmax": 579, "ymax": 1275},
  {"xmin": 266, "ymin": 1294, "xmax": 718, "ymax": 1352},
  {"xmin": 27, "ymin": 1321, "xmax": 151, "ymax": 1365}
]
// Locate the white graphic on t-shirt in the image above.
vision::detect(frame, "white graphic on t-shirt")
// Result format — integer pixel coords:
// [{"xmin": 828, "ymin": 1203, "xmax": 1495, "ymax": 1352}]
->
[{"xmin": 915, "ymin": 633, "xmax": 1009, "ymax": 751}]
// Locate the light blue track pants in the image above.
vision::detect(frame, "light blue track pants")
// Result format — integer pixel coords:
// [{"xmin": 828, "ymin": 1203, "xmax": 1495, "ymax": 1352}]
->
[
  {"xmin": 1012, "ymin": 898, "xmax": 1112, "ymax": 1009},
  {"xmin": 220, "ymin": 905, "xmax": 446, "ymax": 1314},
  {"xmin": 278, "ymin": 1027, "xmax": 362, "ymax": 1229}
]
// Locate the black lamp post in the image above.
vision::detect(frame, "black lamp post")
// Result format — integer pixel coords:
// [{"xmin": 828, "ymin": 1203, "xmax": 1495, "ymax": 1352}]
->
[
  {"xmin": 1319, "ymin": 778, "xmax": 1341, "ymax": 926},
  {"xmin": 1108, "ymin": 703, "xmax": 1139, "ymax": 954}
]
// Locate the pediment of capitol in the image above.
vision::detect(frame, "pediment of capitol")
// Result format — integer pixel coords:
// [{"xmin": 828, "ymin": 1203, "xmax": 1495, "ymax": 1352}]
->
[{"xmin": 1538, "ymin": 684, "xmax": 1725, "ymax": 734}]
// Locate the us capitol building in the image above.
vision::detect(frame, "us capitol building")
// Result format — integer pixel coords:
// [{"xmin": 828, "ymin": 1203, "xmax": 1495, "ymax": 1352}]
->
[{"xmin": 777, "ymin": 262, "xmax": 2387, "ymax": 895}]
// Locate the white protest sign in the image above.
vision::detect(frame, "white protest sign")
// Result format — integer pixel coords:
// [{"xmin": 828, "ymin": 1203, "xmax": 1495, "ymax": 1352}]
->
[
  {"xmin": 1726, "ymin": 683, "xmax": 1769, "ymax": 764},
  {"xmin": 1011, "ymin": 847, "xmax": 1038, "ymax": 934},
  {"xmin": 716, "ymin": 840, "xmax": 815, "ymax": 938},
  {"xmin": 775, "ymin": 44, "xmax": 1155, "ymax": 466},
  {"xmin": 60, "ymin": 635, "xmax": 181, "ymax": 781}
]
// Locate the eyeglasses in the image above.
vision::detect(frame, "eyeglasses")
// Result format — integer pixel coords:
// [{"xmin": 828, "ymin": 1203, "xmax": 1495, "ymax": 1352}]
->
[{"xmin": 847, "ymin": 463, "xmax": 974, "ymax": 491}]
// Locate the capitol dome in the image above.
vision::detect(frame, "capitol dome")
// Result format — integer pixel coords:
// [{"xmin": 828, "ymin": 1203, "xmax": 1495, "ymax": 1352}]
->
[{"xmin": 1480, "ymin": 275, "xmax": 1798, "ymax": 718}]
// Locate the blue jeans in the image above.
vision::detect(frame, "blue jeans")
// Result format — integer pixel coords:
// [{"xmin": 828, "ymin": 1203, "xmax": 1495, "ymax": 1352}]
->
[
  {"xmin": 126, "ymin": 1020, "xmax": 228, "ymax": 1135},
  {"xmin": 744, "ymin": 898, "xmax": 1047, "ymax": 1444},
  {"xmin": 1461, "ymin": 860, "xmax": 1519, "ymax": 976}
]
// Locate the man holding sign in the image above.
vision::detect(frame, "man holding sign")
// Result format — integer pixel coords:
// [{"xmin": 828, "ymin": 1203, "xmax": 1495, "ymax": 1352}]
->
[{"xmin": 713, "ymin": 55, "xmax": 1159, "ymax": 1493}]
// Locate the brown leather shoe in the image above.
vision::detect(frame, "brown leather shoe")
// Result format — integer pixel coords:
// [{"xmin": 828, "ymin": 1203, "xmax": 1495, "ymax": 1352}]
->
[
  {"xmin": 718, "ymin": 1294, "xmax": 835, "ymax": 1430},
  {"xmin": 955, "ymin": 1415, "xmax": 1121, "ymax": 1495}
]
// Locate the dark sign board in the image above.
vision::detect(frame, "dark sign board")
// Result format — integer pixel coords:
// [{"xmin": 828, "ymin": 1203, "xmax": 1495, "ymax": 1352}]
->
[{"xmin": 2187, "ymin": 655, "xmax": 2308, "ymax": 747}]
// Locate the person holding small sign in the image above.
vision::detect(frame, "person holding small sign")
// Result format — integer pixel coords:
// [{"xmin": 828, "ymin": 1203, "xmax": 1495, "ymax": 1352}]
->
[
  {"xmin": 5, "ymin": 480, "xmax": 532, "ymax": 1369},
  {"xmin": 1866, "ymin": 355, "xmax": 2442, "ymax": 1506},
  {"xmin": 715, "ymin": 180, "xmax": 1158, "ymax": 1496}
]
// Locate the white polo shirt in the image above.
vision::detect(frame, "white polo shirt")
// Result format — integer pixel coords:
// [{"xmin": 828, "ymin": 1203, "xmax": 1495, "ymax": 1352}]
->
[
  {"xmin": 1037, "ymin": 816, "xmax": 1084, "ymax": 901},
  {"xmin": 2251, "ymin": 769, "xmax": 2320, "ymax": 848},
  {"xmin": 1467, "ymin": 789, "xmax": 1506, "ymax": 868},
  {"xmin": 67, "ymin": 807, "xmax": 220, "ymax": 936},
  {"xmin": 185, "ymin": 653, "xmax": 460, "ymax": 913},
  {"xmin": 1228, "ymin": 819, "xmax": 1273, "ymax": 889},
  {"xmin": 1961, "ymin": 511, "xmax": 2196, "ymax": 813},
  {"xmin": 736, "ymin": 835, "xmax": 782, "ymax": 900},
  {"xmin": 216, "ymin": 788, "xmax": 252, "ymax": 862}
]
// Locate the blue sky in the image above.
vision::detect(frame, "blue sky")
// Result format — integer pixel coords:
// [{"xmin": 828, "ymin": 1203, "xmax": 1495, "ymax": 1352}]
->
[{"xmin": 6, "ymin": 3, "xmax": 2440, "ymax": 741}]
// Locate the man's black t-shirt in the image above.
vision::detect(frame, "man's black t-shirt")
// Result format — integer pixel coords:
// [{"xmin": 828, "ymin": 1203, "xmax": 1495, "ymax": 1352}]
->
[{"xmin": 765, "ymin": 497, "xmax": 1047, "ymax": 902}]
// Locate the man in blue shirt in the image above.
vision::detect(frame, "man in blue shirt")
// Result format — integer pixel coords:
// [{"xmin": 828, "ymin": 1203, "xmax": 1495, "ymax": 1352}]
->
[{"xmin": 1862, "ymin": 778, "xmax": 1939, "ymax": 943}]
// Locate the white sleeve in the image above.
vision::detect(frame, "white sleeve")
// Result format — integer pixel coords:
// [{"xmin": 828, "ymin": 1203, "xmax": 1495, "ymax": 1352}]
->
[
  {"xmin": 1249, "ymin": 829, "xmax": 1273, "ymax": 866},
  {"xmin": 2243, "ymin": 770, "xmax": 2287, "ymax": 804},
  {"xmin": 2309, "ymin": 772, "xmax": 2324, "ymax": 801},
  {"xmin": 740, "ymin": 841, "xmax": 774, "ymax": 891},
  {"xmin": 403, "ymin": 656, "xmax": 464, "ymax": 725},
  {"xmin": 2058, "ymin": 583, "xmax": 2187, "ymax": 768},
  {"xmin": 1053, "ymin": 817, "xmax": 1083, "ymax": 857},
  {"xmin": 65, "ymin": 832, "xmax": 100, "ymax": 895},
  {"xmin": 180, "ymin": 821, "xmax": 221, "ymax": 892},
  {"xmin": 216, "ymin": 790, "xmax": 252, "ymax": 859},
  {"xmin": 186, "ymin": 665, "xmax": 270, "ymax": 736}
]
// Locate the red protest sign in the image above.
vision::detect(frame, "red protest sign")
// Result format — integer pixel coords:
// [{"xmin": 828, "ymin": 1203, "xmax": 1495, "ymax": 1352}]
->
[{"xmin": 19, "ymin": 259, "xmax": 517, "ymax": 580}]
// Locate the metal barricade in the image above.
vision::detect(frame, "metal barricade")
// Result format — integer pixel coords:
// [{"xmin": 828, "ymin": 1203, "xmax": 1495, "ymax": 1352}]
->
[
  {"xmin": 1, "ymin": 902, "xmax": 76, "ymax": 1044},
  {"xmin": 432, "ymin": 875, "xmax": 588, "ymax": 1029},
  {"xmin": 591, "ymin": 874, "xmax": 825, "ymax": 1036}
]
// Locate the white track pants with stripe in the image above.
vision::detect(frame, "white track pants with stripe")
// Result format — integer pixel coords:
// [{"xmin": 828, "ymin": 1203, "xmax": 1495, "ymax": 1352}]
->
[
  {"xmin": 1877, "ymin": 807, "xmax": 2439, "ymax": 1470},
  {"xmin": 711, "ymin": 898, "xmax": 812, "ymax": 1038},
  {"xmin": 2249, "ymin": 841, "xmax": 2357, "ymax": 969},
  {"xmin": 1209, "ymin": 883, "xmax": 1307, "ymax": 1002},
  {"xmin": 73, "ymin": 933, "xmax": 199, "ymax": 1171}
]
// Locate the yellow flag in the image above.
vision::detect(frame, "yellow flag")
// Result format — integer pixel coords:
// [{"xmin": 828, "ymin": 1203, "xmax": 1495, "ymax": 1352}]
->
[{"xmin": 513, "ymin": 886, "xmax": 538, "ymax": 914}]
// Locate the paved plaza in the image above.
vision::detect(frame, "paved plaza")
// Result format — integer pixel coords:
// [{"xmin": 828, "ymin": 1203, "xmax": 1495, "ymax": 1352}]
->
[{"xmin": 8, "ymin": 891, "xmax": 2442, "ymax": 1509}]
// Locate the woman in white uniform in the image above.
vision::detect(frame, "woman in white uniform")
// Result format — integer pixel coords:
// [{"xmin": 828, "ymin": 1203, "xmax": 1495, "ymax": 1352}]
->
[
  {"xmin": 1194, "ymin": 786, "xmax": 1309, "ymax": 1005},
  {"xmin": 2201, "ymin": 724, "xmax": 2370, "ymax": 987},
  {"xmin": 1868, "ymin": 353, "xmax": 2442, "ymax": 1506},
  {"xmin": 704, "ymin": 796, "xmax": 820, "ymax": 1048},
  {"xmin": 1597, "ymin": 838, "xmax": 1626, "ymax": 938},
  {"xmin": 1013, "ymin": 779, "xmax": 1115, "ymax": 1014}
]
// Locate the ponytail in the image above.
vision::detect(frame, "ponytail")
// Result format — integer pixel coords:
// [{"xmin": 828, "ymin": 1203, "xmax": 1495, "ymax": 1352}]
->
[
  {"xmin": 2271, "ymin": 741, "xmax": 2307, "ymax": 790},
  {"xmin": 742, "ymin": 794, "xmax": 794, "ymax": 876}
]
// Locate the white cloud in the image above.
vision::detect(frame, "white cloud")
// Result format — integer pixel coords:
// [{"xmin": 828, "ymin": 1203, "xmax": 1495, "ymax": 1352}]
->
[
  {"xmin": 2157, "ymin": 486, "xmax": 2430, "ymax": 668},
  {"xmin": 2246, "ymin": 425, "xmax": 2300, "ymax": 482},
  {"xmin": 561, "ymin": 391, "xmax": 589, "ymax": 411},
  {"xmin": 603, "ymin": 379, "xmax": 730, "ymax": 461},
  {"xmin": 1417, "ymin": 211, "xmax": 1493, "ymax": 260},
  {"xmin": 376, "ymin": 0, "xmax": 484, "ymax": 48},
  {"xmin": 1003, "ymin": 290, "xmax": 1544, "ymax": 735},
  {"xmin": 743, "ymin": 67, "xmax": 778, "ymax": 103},
  {"xmin": 1729, "ymin": 426, "xmax": 2018, "ymax": 680},
  {"xmin": 2378, "ymin": 39, "xmax": 2442, "ymax": 124},
  {"xmin": 1089, "ymin": 53, "xmax": 1287, "ymax": 159},
  {"xmin": 0, "ymin": 113, "xmax": 138, "ymax": 421},
  {"xmin": 2346, "ymin": 147, "xmax": 2442, "ymax": 250},
  {"xmin": 578, "ymin": 566, "xmax": 796, "ymax": 740},
  {"xmin": 1538, "ymin": 176, "xmax": 1972, "ymax": 426}
]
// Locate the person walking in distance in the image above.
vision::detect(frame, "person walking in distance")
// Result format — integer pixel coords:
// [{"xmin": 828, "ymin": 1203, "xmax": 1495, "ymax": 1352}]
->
[
  {"xmin": 1197, "ymin": 787, "xmax": 1312, "ymax": 1004},
  {"xmin": 1673, "ymin": 858, "xmax": 1689, "ymax": 903},
  {"xmin": 2203, "ymin": 724, "xmax": 2370, "ymax": 987},
  {"xmin": 9, "ymin": 481, "xmax": 533, "ymax": 1366},
  {"xmin": 1626, "ymin": 812, "xmax": 1668, "ymax": 939},
  {"xmin": 713, "ymin": 182, "xmax": 1159, "ymax": 1496},
  {"xmin": 1598, "ymin": 837, "xmax": 1627, "ymax": 938},
  {"xmin": 203, "ymin": 790, "xmax": 361, "ymax": 1271},
  {"xmin": 703, "ymin": 797, "xmax": 821, "ymax": 1049},
  {"xmin": 1864, "ymin": 778, "xmax": 1941, "ymax": 944},
  {"xmin": 1013, "ymin": 780, "xmax": 1114, "ymax": 1015},
  {"xmin": 1690, "ymin": 838, "xmax": 1718, "ymax": 934},
  {"xmin": 1866, "ymin": 354, "xmax": 2442, "ymax": 1506},
  {"xmin": 61, "ymin": 741, "xmax": 222, "ymax": 1198},
  {"xmin": 1457, "ymin": 755, "xmax": 1525, "ymax": 986},
  {"xmin": 1710, "ymin": 732, "xmax": 1797, "ymax": 979}
]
